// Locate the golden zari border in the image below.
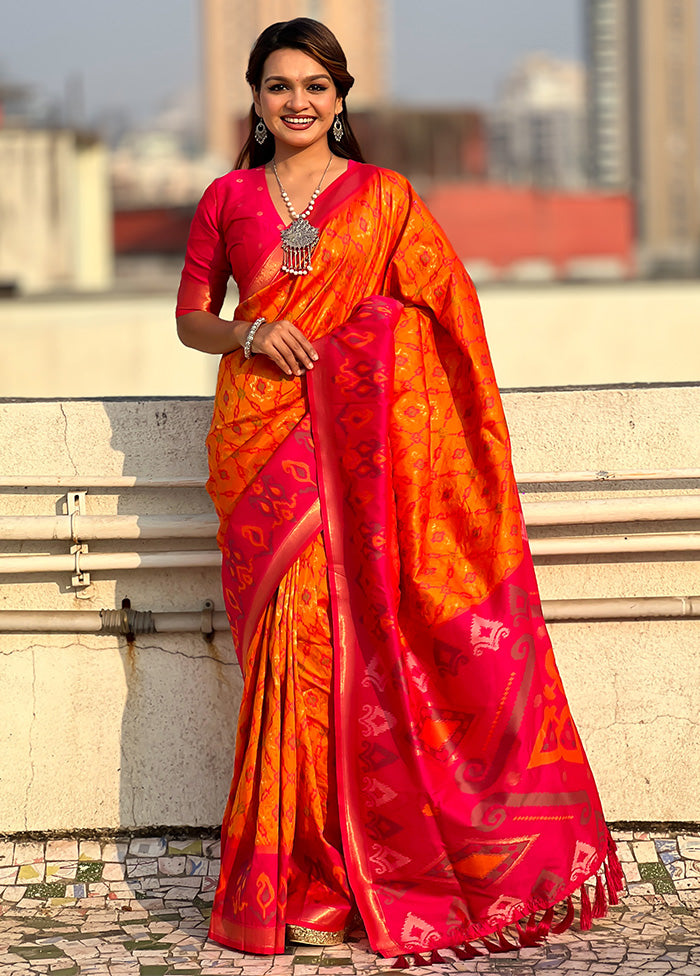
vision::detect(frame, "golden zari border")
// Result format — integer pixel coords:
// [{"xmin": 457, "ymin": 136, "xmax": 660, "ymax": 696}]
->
[{"xmin": 286, "ymin": 924, "xmax": 346, "ymax": 946}]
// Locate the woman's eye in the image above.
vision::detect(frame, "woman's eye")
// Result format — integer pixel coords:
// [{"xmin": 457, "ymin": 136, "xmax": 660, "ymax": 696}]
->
[
  {"xmin": 309, "ymin": 85, "xmax": 328, "ymax": 92},
  {"xmin": 268, "ymin": 84, "xmax": 287, "ymax": 92}
]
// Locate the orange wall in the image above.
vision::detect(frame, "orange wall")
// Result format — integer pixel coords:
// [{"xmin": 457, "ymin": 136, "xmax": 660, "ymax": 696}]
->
[{"xmin": 425, "ymin": 184, "xmax": 635, "ymax": 275}]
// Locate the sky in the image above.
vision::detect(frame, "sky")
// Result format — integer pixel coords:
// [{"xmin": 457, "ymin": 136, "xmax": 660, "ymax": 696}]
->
[{"xmin": 1, "ymin": 0, "xmax": 580, "ymax": 124}]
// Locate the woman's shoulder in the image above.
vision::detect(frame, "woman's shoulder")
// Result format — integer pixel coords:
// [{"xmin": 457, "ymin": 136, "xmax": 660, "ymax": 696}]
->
[
  {"xmin": 358, "ymin": 163, "xmax": 415, "ymax": 201},
  {"xmin": 354, "ymin": 161, "xmax": 411, "ymax": 189},
  {"xmin": 195, "ymin": 166, "xmax": 266, "ymax": 213},
  {"xmin": 354, "ymin": 163, "xmax": 415, "ymax": 213},
  {"xmin": 207, "ymin": 166, "xmax": 266, "ymax": 194}
]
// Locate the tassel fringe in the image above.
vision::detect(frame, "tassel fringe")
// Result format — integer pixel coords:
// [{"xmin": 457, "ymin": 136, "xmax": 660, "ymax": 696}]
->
[
  {"xmin": 605, "ymin": 859, "xmax": 620, "ymax": 905},
  {"xmin": 551, "ymin": 895, "xmax": 575, "ymax": 934},
  {"xmin": 389, "ymin": 837, "xmax": 626, "ymax": 967},
  {"xmin": 592, "ymin": 873, "xmax": 608, "ymax": 919},
  {"xmin": 607, "ymin": 834, "xmax": 625, "ymax": 892},
  {"xmin": 579, "ymin": 881, "xmax": 593, "ymax": 930},
  {"xmin": 452, "ymin": 944, "xmax": 481, "ymax": 960}
]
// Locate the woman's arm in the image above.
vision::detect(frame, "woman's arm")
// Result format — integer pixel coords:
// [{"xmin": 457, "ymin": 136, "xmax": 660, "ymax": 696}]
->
[
  {"xmin": 176, "ymin": 311, "xmax": 248, "ymax": 355},
  {"xmin": 176, "ymin": 180, "xmax": 317, "ymax": 375},
  {"xmin": 177, "ymin": 311, "xmax": 318, "ymax": 376}
]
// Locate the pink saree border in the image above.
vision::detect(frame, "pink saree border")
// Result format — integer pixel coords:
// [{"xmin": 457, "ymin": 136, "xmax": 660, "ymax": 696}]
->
[
  {"xmin": 306, "ymin": 296, "xmax": 404, "ymax": 949},
  {"xmin": 305, "ymin": 299, "xmax": 615, "ymax": 957},
  {"xmin": 221, "ymin": 414, "xmax": 321, "ymax": 663},
  {"xmin": 239, "ymin": 499, "xmax": 321, "ymax": 656}
]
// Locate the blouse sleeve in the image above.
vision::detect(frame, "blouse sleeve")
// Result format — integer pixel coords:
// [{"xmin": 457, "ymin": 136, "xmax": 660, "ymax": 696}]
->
[{"xmin": 176, "ymin": 180, "xmax": 231, "ymax": 317}]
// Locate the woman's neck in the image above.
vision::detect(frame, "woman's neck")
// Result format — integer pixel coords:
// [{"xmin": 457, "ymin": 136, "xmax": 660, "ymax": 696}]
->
[{"xmin": 272, "ymin": 143, "xmax": 335, "ymax": 177}]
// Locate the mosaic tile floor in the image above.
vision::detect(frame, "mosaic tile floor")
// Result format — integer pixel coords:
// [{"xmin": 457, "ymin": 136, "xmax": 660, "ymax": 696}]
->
[{"xmin": 1, "ymin": 831, "xmax": 699, "ymax": 975}]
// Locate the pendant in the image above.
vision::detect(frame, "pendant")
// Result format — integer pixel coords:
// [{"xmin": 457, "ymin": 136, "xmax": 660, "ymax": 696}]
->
[{"xmin": 280, "ymin": 216, "xmax": 320, "ymax": 275}]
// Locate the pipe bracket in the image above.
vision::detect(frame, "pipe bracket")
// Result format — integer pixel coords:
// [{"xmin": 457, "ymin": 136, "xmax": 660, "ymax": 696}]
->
[
  {"xmin": 200, "ymin": 600, "xmax": 214, "ymax": 635},
  {"xmin": 66, "ymin": 491, "xmax": 91, "ymax": 594}
]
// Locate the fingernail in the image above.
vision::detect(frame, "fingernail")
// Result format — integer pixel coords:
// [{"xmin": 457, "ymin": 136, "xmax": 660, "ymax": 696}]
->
[{"xmin": 312, "ymin": 353, "xmax": 319, "ymax": 361}]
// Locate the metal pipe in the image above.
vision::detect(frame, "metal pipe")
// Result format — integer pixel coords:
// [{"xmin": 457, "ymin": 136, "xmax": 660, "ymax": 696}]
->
[
  {"xmin": 0, "ymin": 514, "xmax": 219, "ymax": 541},
  {"xmin": 0, "ymin": 550, "xmax": 222, "ymax": 574},
  {"xmin": 0, "ymin": 476, "xmax": 206, "ymax": 489},
  {"xmin": 1, "ymin": 531, "xmax": 699, "ymax": 575},
  {"xmin": 541, "ymin": 595, "xmax": 700, "ymax": 621},
  {"xmin": 522, "ymin": 494, "xmax": 700, "ymax": 525},
  {"xmin": 0, "ymin": 610, "xmax": 230, "ymax": 634},
  {"xmin": 2, "ymin": 468, "xmax": 699, "ymax": 490},
  {"xmin": 515, "ymin": 467, "xmax": 700, "ymax": 484},
  {"xmin": 0, "ymin": 597, "xmax": 698, "ymax": 633},
  {"xmin": 0, "ymin": 495, "xmax": 698, "ymax": 543},
  {"xmin": 529, "ymin": 532, "xmax": 700, "ymax": 556}
]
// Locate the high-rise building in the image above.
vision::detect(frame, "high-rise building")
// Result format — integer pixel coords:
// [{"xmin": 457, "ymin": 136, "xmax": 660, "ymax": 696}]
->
[
  {"xmin": 201, "ymin": 0, "xmax": 389, "ymax": 161},
  {"xmin": 488, "ymin": 54, "xmax": 586, "ymax": 188},
  {"xmin": 585, "ymin": 0, "xmax": 699, "ymax": 273}
]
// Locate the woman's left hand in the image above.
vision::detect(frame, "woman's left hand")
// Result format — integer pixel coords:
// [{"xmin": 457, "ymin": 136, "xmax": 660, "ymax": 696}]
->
[{"xmin": 251, "ymin": 318, "xmax": 319, "ymax": 376}]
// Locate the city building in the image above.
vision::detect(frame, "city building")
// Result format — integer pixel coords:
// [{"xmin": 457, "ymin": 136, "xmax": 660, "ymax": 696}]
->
[
  {"xmin": 0, "ymin": 127, "xmax": 113, "ymax": 295},
  {"xmin": 585, "ymin": 0, "xmax": 700, "ymax": 274},
  {"xmin": 110, "ymin": 130, "xmax": 224, "ymax": 209},
  {"xmin": 201, "ymin": 0, "xmax": 389, "ymax": 161},
  {"xmin": 488, "ymin": 54, "xmax": 587, "ymax": 188},
  {"xmin": 352, "ymin": 108, "xmax": 486, "ymax": 185}
]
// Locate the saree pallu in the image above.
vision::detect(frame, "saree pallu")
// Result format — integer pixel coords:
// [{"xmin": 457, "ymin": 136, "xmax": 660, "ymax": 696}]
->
[{"xmin": 177, "ymin": 162, "xmax": 623, "ymax": 958}]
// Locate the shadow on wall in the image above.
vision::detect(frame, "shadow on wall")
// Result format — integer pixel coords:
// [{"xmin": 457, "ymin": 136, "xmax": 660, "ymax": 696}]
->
[{"xmin": 100, "ymin": 398, "xmax": 242, "ymax": 848}]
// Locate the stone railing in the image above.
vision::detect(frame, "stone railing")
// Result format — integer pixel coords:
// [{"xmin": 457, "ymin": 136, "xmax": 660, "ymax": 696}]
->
[{"xmin": 0, "ymin": 386, "xmax": 699, "ymax": 834}]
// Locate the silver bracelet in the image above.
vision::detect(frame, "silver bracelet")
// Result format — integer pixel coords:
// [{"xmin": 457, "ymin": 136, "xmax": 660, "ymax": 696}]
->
[{"xmin": 243, "ymin": 317, "xmax": 266, "ymax": 359}]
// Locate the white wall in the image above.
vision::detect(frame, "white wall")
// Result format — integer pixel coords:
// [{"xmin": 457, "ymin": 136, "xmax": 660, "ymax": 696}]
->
[{"xmin": 1, "ymin": 280, "xmax": 698, "ymax": 397}]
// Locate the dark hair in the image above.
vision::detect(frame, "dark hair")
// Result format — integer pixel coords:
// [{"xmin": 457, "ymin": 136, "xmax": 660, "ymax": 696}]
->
[{"xmin": 235, "ymin": 17, "xmax": 365, "ymax": 169}]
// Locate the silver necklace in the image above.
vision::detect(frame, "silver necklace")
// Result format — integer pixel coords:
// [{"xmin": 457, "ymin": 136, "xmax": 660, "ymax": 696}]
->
[{"xmin": 271, "ymin": 156, "xmax": 333, "ymax": 276}]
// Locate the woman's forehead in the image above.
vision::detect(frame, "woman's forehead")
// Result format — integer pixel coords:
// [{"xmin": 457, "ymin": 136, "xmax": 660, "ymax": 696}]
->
[{"xmin": 261, "ymin": 47, "xmax": 331, "ymax": 83}]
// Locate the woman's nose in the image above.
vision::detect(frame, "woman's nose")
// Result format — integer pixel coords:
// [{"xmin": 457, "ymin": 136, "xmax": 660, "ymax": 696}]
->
[{"xmin": 287, "ymin": 87, "xmax": 308, "ymax": 112}]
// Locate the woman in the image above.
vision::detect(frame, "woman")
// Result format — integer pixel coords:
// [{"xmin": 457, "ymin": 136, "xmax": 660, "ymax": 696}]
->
[{"xmin": 176, "ymin": 18, "xmax": 622, "ymax": 962}]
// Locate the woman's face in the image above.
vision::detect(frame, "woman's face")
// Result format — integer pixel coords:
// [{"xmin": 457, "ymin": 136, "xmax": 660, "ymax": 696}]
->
[{"xmin": 253, "ymin": 47, "xmax": 343, "ymax": 153}]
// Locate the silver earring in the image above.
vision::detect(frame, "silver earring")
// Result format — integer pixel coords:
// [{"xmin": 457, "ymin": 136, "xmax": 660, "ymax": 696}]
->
[
  {"xmin": 332, "ymin": 115, "xmax": 344, "ymax": 142},
  {"xmin": 255, "ymin": 117, "xmax": 268, "ymax": 145}
]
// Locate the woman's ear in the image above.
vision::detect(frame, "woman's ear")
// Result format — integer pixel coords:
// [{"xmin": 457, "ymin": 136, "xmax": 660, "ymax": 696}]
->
[{"xmin": 252, "ymin": 86, "xmax": 262, "ymax": 116}]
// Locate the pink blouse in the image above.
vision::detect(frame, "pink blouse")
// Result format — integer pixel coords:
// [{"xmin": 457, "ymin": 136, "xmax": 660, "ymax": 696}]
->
[{"xmin": 176, "ymin": 161, "xmax": 359, "ymax": 315}]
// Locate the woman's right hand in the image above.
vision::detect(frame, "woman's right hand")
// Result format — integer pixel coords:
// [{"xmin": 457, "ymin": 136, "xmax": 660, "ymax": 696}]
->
[{"xmin": 247, "ymin": 318, "xmax": 319, "ymax": 376}]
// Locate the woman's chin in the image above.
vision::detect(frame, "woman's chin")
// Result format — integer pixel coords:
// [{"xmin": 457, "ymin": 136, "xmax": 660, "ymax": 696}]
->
[{"xmin": 271, "ymin": 125, "xmax": 329, "ymax": 151}]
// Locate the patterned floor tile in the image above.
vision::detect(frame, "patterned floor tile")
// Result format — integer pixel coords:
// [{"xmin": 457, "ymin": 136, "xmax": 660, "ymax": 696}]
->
[{"xmin": 1, "ymin": 831, "xmax": 700, "ymax": 974}]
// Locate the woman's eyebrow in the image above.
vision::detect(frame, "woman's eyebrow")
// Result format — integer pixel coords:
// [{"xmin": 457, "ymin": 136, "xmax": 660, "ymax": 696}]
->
[{"xmin": 263, "ymin": 73, "xmax": 332, "ymax": 83}]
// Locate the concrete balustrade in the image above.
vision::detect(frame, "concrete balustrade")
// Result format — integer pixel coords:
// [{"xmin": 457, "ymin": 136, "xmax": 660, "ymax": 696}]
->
[{"xmin": 0, "ymin": 387, "xmax": 698, "ymax": 832}]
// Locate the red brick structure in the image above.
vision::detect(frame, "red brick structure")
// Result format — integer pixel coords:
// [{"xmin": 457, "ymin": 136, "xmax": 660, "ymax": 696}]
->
[
  {"xmin": 114, "ymin": 207, "xmax": 195, "ymax": 255},
  {"xmin": 425, "ymin": 183, "xmax": 635, "ymax": 278}
]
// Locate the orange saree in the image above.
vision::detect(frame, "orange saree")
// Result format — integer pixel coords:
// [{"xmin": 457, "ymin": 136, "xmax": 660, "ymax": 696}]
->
[{"xmin": 176, "ymin": 161, "xmax": 622, "ymax": 960}]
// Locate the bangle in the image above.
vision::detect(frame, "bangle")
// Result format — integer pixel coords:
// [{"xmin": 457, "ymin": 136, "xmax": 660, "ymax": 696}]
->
[{"xmin": 243, "ymin": 317, "xmax": 266, "ymax": 359}]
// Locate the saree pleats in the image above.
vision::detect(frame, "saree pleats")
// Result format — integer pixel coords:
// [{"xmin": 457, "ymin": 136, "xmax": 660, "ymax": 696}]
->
[{"xmin": 210, "ymin": 533, "xmax": 353, "ymax": 954}]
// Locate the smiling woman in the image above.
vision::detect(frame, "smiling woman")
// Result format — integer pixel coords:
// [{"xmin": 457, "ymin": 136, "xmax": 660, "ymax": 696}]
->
[{"xmin": 175, "ymin": 15, "xmax": 622, "ymax": 965}]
